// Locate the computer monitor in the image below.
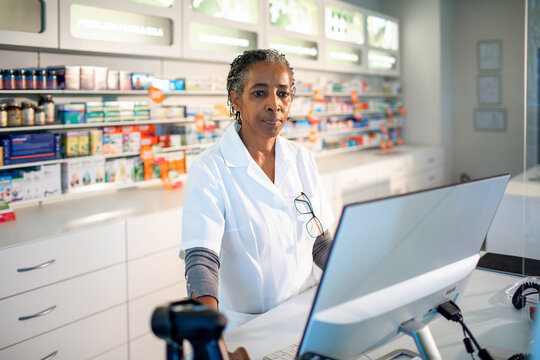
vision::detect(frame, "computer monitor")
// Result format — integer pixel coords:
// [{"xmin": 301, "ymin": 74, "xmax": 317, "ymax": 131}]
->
[{"xmin": 297, "ymin": 174, "xmax": 510, "ymax": 359}]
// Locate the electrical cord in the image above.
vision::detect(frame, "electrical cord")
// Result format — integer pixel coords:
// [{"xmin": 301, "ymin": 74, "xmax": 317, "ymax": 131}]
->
[
  {"xmin": 437, "ymin": 300, "xmax": 494, "ymax": 360},
  {"xmin": 511, "ymin": 282, "xmax": 540, "ymax": 310}
]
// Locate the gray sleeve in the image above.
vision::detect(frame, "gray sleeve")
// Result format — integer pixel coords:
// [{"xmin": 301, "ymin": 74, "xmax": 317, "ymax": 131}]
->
[
  {"xmin": 312, "ymin": 230, "xmax": 333, "ymax": 270},
  {"xmin": 184, "ymin": 247, "xmax": 220, "ymax": 300}
]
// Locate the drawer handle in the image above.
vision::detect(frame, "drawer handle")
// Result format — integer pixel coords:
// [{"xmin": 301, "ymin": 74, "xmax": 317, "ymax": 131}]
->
[
  {"xmin": 40, "ymin": 351, "xmax": 58, "ymax": 360},
  {"xmin": 17, "ymin": 259, "xmax": 56, "ymax": 272},
  {"xmin": 18, "ymin": 305, "xmax": 57, "ymax": 321}
]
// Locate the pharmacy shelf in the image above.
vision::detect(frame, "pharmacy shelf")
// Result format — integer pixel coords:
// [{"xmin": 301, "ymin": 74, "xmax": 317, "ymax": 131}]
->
[
  {"xmin": 0, "ymin": 143, "xmax": 216, "ymax": 171},
  {"xmin": 288, "ymin": 109, "xmax": 389, "ymax": 119},
  {"xmin": 0, "ymin": 89, "xmax": 228, "ymax": 96},
  {"xmin": 284, "ymin": 124, "xmax": 397, "ymax": 140},
  {"xmin": 293, "ymin": 91, "xmax": 401, "ymax": 98},
  {"xmin": 325, "ymin": 92, "xmax": 401, "ymax": 98},
  {"xmin": 8, "ymin": 176, "xmax": 184, "ymax": 209},
  {"xmin": 0, "ymin": 118, "xmax": 199, "ymax": 133},
  {"xmin": 313, "ymin": 142, "xmax": 400, "ymax": 158}
]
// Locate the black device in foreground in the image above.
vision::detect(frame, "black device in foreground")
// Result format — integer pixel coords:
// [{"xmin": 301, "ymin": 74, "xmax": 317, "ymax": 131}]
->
[{"xmin": 151, "ymin": 299, "xmax": 228, "ymax": 360}]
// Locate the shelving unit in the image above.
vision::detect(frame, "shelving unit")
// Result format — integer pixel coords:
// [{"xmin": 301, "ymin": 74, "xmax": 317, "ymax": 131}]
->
[{"xmin": 1, "ymin": 86, "xmax": 404, "ymax": 207}]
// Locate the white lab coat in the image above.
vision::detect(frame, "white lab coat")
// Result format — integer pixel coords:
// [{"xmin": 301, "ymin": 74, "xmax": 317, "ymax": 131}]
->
[{"xmin": 180, "ymin": 124, "xmax": 334, "ymax": 330}]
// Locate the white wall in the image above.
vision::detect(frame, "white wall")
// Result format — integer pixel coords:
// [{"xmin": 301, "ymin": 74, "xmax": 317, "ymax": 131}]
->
[
  {"xmin": 450, "ymin": 0, "xmax": 525, "ymax": 180},
  {"xmin": 379, "ymin": 0, "xmax": 525, "ymax": 182},
  {"xmin": 381, "ymin": 0, "xmax": 446, "ymax": 163}
]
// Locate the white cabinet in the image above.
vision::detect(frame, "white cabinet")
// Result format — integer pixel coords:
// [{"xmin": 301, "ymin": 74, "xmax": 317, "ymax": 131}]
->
[
  {"xmin": 129, "ymin": 332, "xmax": 167, "ymax": 360},
  {"xmin": 0, "ymin": 221, "xmax": 125, "ymax": 299},
  {"xmin": 0, "ymin": 263, "xmax": 126, "ymax": 349},
  {"xmin": 128, "ymin": 282, "xmax": 187, "ymax": 340},
  {"xmin": 0, "ymin": 304, "xmax": 128, "ymax": 360},
  {"xmin": 125, "ymin": 208, "xmax": 187, "ymax": 359},
  {"xmin": 126, "ymin": 208, "xmax": 182, "ymax": 260}
]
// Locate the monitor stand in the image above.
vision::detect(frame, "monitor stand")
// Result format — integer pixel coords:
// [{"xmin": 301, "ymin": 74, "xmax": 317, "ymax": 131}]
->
[{"xmin": 398, "ymin": 319, "xmax": 442, "ymax": 360}]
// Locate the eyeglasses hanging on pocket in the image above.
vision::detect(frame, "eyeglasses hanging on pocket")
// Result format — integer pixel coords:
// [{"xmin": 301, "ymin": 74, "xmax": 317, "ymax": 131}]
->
[{"xmin": 294, "ymin": 192, "xmax": 324, "ymax": 238}]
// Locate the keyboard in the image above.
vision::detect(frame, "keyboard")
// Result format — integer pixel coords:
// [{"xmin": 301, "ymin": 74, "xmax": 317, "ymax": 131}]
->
[{"xmin": 263, "ymin": 344, "xmax": 299, "ymax": 360}]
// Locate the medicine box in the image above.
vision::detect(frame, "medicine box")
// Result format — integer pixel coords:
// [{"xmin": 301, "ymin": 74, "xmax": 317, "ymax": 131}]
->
[
  {"xmin": 107, "ymin": 70, "xmax": 119, "ymax": 90},
  {"xmin": 56, "ymin": 103, "xmax": 86, "ymax": 124},
  {"xmin": 61, "ymin": 160, "xmax": 82, "ymax": 192},
  {"xmin": 103, "ymin": 127, "xmax": 123, "ymax": 155},
  {"xmin": 41, "ymin": 163, "xmax": 61, "ymax": 198},
  {"xmin": 48, "ymin": 65, "xmax": 81, "ymax": 90},
  {"xmin": 90, "ymin": 129, "xmax": 103, "ymax": 155},
  {"xmin": 94, "ymin": 66, "xmax": 108, "ymax": 90},
  {"xmin": 0, "ymin": 176, "xmax": 12, "ymax": 202},
  {"xmin": 61, "ymin": 131, "xmax": 80, "ymax": 158},
  {"xmin": 80, "ymin": 66, "xmax": 95, "ymax": 90},
  {"xmin": 103, "ymin": 101, "xmax": 120, "ymax": 122},
  {"xmin": 84, "ymin": 102, "xmax": 104, "ymax": 123},
  {"xmin": 78, "ymin": 131, "xmax": 89, "ymax": 156},
  {"xmin": 1, "ymin": 133, "xmax": 61, "ymax": 165},
  {"xmin": 122, "ymin": 126, "xmax": 141, "ymax": 152}
]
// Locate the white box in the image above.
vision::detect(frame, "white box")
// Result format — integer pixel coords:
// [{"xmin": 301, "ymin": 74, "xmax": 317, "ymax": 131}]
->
[
  {"xmin": 41, "ymin": 164, "xmax": 61, "ymax": 197},
  {"xmin": 62, "ymin": 160, "xmax": 82, "ymax": 193}
]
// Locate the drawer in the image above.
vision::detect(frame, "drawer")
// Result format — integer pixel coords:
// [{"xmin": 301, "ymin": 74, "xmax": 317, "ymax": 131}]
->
[
  {"xmin": 338, "ymin": 162, "xmax": 382, "ymax": 191},
  {"xmin": 0, "ymin": 221, "xmax": 125, "ymax": 299},
  {"xmin": 410, "ymin": 148, "xmax": 444, "ymax": 172},
  {"xmin": 91, "ymin": 344, "xmax": 128, "ymax": 360},
  {"xmin": 127, "ymin": 247, "xmax": 185, "ymax": 300},
  {"xmin": 0, "ymin": 263, "xmax": 126, "ymax": 349},
  {"xmin": 128, "ymin": 282, "xmax": 187, "ymax": 340},
  {"xmin": 129, "ymin": 332, "xmax": 166, "ymax": 360},
  {"xmin": 0, "ymin": 304, "xmax": 127, "ymax": 360},
  {"xmin": 126, "ymin": 208, "xmax": 182, "ymax": 260},
  {"xmin": 406, "ymin": 166, "xmax": 444, "ymax": 193}
]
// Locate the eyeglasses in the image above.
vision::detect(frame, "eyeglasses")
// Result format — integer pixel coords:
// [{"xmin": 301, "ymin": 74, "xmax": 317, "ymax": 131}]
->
[{"xmin": 294, "ymin": 192, "xmax": 324, "ymax": 238}]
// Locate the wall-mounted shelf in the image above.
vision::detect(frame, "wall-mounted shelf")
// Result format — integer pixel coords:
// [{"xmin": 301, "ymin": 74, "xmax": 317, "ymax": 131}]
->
[
  {"xmin": 284, "ymin": 124, "xmax": 397, "ymax": 140},
  {"xmin": 0, "ymin": 90, "xmax": 228, "ymax": 96},
  {"xmin": 0, "ymin": 143, "xmax": 216, "ymax": 171},
  {"xmin": 294, "ymin": 91, "xmax": 401, "ymax": 98}
]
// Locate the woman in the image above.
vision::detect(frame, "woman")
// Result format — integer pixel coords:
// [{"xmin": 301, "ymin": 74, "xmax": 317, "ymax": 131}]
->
[{"xmin": 180, "ymin": 49, "xmax": 334, "ymax": 342}]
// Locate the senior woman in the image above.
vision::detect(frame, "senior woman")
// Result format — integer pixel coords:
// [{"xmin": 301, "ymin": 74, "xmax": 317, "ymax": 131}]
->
[{"xmin": 180, "ymin": 49, "xmax": 334, "ymax": 351}]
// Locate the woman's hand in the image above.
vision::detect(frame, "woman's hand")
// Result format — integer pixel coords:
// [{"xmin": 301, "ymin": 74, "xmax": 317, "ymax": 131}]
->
[{"xmin": 229, "ymin": 346, "xmax": 250, "ymax": 360}]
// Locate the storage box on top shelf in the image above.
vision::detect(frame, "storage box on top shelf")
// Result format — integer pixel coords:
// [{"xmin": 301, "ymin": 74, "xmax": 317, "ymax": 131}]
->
[
  {"xmin": 1, "ymin": 133, "xmax": 61, "ymax": 165},
  {"xmin": 119, "ymin": 71, "xmax": 132, "ymax": 90},
  {"xmin": 107, "ymin": 70, "xmax": 120, "ymax": 90},
  {"xmin": 47, "ymin": 65, "xmax": 81, "ymax": 90},
  {"xmin": 94, "ymin": 67, "xmax": 108, "ymax": 90},
  {"xmin": 80, "ymin": 66, "xmax": 95, "ymax": 90}
]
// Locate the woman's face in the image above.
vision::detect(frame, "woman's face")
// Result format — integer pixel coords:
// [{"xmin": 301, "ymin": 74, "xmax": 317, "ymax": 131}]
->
[{"xmin": 230, "ymin": 61, "xmax": 293, "ymax": 141}]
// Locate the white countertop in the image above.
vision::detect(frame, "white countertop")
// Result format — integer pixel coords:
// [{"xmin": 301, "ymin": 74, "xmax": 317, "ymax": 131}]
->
[
  {"xmin": 225, "ymin": 268, "xmax": 532, "ymax": 360},
  {"xmin": 0, "ymin": 184, "xmax": 185, "ymax": 249}
]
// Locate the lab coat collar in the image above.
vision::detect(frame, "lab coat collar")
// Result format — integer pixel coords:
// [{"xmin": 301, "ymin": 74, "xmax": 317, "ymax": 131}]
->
[
  {"xmin": 220, "ymin": 123, "xmax": 295, "ymax": 168},
  {"xmin": 220, "ymin": 123, "xmax": 252, "ymax": 168}
]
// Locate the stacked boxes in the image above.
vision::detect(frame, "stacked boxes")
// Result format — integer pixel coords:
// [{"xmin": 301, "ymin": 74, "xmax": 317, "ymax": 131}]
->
[
  {"xmin": 0, "ymin": 164, "xmax": 61, "ymax": 203},
  {"xmin": 1, "ymin": 133, "xmax": 61, "ymax": 165}
]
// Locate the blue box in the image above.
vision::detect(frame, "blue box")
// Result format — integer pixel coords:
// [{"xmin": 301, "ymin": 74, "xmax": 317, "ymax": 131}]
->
[{"xmin": 2, "ymin": 133, "xmax": 61, "ymax": 165}]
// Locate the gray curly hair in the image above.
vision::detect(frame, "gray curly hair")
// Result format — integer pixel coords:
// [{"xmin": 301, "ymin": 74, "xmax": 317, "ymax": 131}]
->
[{"xmin": 226, "ymin": 49, "xmax": 296, "ymax": 120}]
